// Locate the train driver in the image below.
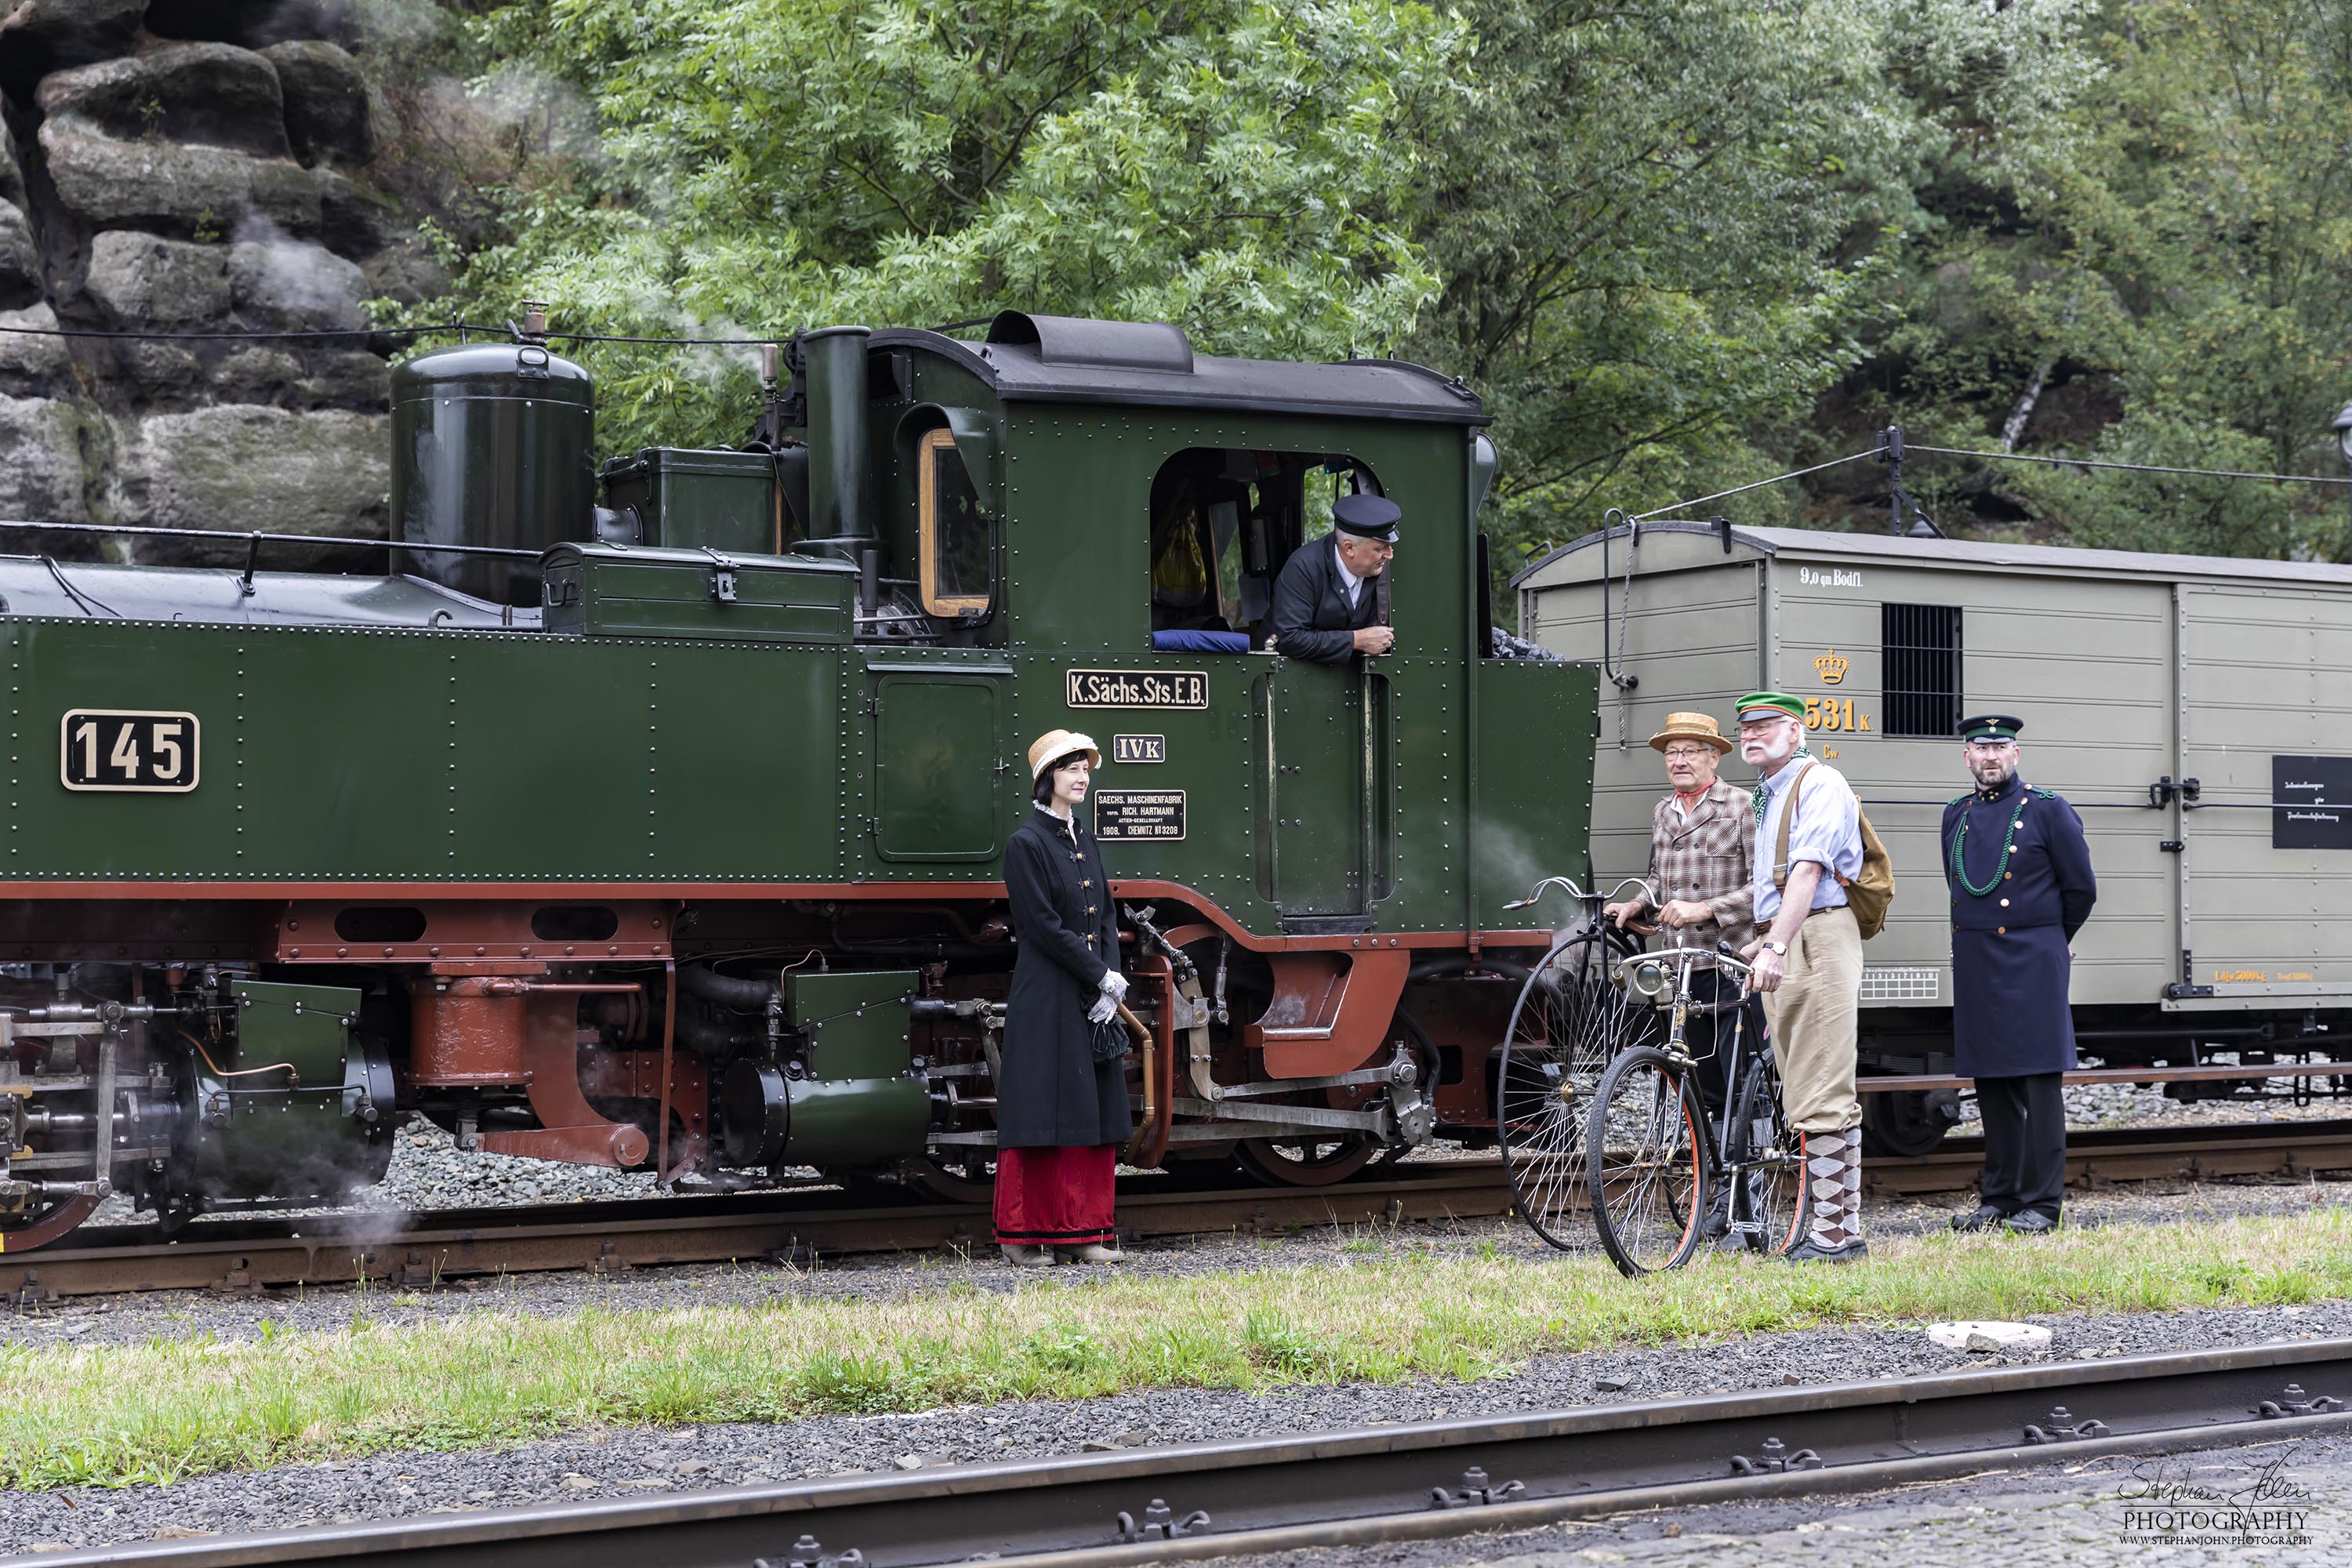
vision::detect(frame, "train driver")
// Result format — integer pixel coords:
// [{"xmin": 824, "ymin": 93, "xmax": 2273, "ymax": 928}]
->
[{"xmin": 1266, "ymin": 492, "xmax": 1399, "ymax": 662}]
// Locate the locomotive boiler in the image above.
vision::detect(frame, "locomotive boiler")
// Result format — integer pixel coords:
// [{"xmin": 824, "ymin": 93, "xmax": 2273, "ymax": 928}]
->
[{"xmin": 0, "ymin": 310, "xmax": 1596, "ymax": 1250}]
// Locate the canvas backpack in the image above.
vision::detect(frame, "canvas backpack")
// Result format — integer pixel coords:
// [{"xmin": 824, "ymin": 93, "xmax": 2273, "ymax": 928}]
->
[{"xmin": 1772, "ymin": 760, "xmax": 1896, "ymax": 940}]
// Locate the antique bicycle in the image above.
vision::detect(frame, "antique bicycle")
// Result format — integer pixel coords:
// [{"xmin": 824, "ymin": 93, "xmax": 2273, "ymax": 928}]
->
[
  {"xmin": 1584, "ymin": 939, "xmax": 1809, "ymax": 1276},
  {"xmin": 1493, "ymin": 876, "xmax": 1666, "ymax": 1249}
]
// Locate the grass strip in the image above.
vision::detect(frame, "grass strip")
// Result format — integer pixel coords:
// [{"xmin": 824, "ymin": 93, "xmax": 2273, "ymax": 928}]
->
[{"xmin": 5, "ymin": 1205, "xmax": 2348, "ymax": 1490}]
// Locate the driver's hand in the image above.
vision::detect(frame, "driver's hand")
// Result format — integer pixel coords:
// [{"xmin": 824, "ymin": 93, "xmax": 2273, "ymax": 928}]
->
[{"xmin": 1352, "ymin": 625, "xmax": 1395, "ymax": 655}]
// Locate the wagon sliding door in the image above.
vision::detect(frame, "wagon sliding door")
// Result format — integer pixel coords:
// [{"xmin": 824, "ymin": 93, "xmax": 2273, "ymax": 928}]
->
[{"xmin": 2176, "ymin": 586, "xmax": 2352, "ymax": 1006}]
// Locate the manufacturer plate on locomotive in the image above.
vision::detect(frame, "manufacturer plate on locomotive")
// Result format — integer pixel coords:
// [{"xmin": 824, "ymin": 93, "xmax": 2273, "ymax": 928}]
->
[
  {"xmin": 1092, "ymin": 789, "xmax": 1185, "ymax": 840},
  {"xmin": 60, "ymin": 710, "xmax": 201, "ymax": 793},
  {"xmin": 1065, "ymin": 669, "xmax": 1207, "ymax": 709},
  {"xmin": 1112, "ymin": 734, "xmax": 1165, "ymax": 764}
]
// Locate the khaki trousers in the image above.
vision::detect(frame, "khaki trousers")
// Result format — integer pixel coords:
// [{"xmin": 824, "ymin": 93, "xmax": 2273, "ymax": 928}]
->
[{"xmin": 1761, "ymin": 904, "xmax": 1863, "ymax": 1134}]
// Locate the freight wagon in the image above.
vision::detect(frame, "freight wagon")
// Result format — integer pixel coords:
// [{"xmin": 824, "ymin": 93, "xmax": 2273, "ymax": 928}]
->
[{"xmin": 1515, "ymin": 521, "xmax": 2352, "ymax": 1152}]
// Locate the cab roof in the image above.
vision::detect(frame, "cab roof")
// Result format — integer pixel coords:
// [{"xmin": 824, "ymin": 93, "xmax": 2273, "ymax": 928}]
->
[{"xmin": 871, "ymin": 312, "xmax": 1489, "ymax": 426}]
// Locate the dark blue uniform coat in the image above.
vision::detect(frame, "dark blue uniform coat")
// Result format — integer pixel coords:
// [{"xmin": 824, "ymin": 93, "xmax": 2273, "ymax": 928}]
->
[
  {"xmin": 1942, "ymin": 774, "xmax": 2097, "ymax": 1078},
  {"xmin": 1269, "ymin": 537, "xmax": 1379, "ymax": 663},
  {"xmin": 999, "ymin": 807, "xmax": 1134, "ymax": 1149}
]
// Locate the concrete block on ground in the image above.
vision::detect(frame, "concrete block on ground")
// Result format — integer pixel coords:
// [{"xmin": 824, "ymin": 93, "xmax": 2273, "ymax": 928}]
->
[{"xmin": 1925, "ymin": 1320, "xmax": 2053, "ymax": 1354}]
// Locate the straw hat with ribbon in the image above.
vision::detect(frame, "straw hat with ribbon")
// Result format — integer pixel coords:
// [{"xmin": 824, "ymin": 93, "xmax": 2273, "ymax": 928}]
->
[
  {"xmin": 1646, "ymin": 711, "xmax": 1733, "ymax": 756},
  {"xmin": 1026, "ymin": 728, "xmax": 1102, "ymax": 781}
]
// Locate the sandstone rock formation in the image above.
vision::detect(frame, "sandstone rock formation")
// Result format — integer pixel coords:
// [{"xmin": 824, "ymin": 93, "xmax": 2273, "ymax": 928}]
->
[{"xmin": 0, "ymin": 0, "xmax": 431, "ymax": 555}]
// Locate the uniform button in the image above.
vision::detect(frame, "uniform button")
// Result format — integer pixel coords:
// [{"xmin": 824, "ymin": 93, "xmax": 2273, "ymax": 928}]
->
[
  {"xmin": 1083, "ymin": 880, "xmax": 1091, "ymax": 888},
  {"xmin": 1997, "ymin": 926, "xmax": 2006, "ymax": 935},
  {"xmin": 2005, "ymin": 871, "xmax": 2013, "ymax": 880},
  {"xmin": 1999, "ymin": 898, "xmax": 2010, "ymax": 907},
  {"xmin": 1087, "ymin": 906, "xmax": 1096, "ymax": 914}
]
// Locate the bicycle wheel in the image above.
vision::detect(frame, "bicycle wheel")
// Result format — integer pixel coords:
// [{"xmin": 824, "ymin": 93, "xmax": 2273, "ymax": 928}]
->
[
  {"xmin": 1497, "ymin": 930, "xmax": 1661, "ymax": 1249},
  {"xmin": 1586, "ymin": 1045, "xmax": 1706, "ymax": 1276},
  {"xmin": 1727, "ymin": 1040, "xmax": 1808, "ymax": 1256}
]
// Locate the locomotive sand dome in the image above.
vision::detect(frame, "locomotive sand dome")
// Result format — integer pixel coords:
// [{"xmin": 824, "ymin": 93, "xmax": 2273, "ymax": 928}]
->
[
  {"xmin": 390, "ymin": 305, "xmax": 597, "ymax": 606},
  {"xmin": 0, "ymin": 310, "xmax": 1592, "ymax": 1252}
]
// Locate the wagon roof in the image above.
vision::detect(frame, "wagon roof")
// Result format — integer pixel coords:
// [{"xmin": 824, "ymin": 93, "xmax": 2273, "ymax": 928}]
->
[
  {"xmin": 1510, "ymin": 520, "xmax": 2352, "ymax": 590},
  {"xmin": 873, "ymin": 313, "xmax": 1489, "ymax": 426}
]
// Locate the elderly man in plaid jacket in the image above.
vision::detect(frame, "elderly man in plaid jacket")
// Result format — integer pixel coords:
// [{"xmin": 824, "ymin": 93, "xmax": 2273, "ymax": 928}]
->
[{"xmin": 1602, "ymin": 710, "xmax": 1762, "ymax": 1247}]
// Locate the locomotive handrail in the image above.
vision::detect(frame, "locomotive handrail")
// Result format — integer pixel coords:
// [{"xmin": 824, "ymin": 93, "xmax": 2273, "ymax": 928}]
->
[{"xmin": 0, "ymin": 517, "xmax": 543, "ymax": 560}]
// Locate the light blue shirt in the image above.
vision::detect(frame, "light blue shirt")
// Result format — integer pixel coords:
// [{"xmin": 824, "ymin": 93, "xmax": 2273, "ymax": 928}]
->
[{"xmin": 1751, "ymin": 757, "xmax": 1863, "ymax": 924}]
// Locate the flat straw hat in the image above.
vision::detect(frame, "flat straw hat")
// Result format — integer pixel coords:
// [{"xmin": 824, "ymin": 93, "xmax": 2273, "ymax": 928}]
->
[
  {"xmin": 1648, "ymin": 711, "xmax": 1733, "ymax": 755},
  {"xmin": 1027, "ymin": 728, "xmax": 1102, "ymax": 781}
]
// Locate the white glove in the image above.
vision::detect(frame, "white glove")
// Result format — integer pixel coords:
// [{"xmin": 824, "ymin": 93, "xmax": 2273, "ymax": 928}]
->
[
  {"xmin": 1086, "ymin": 993, "xmax": 1117, "ymax": 1025},
  {"xmin": 1098, "ymin": 970, "xmax": 1130, "ymax": 1004}
]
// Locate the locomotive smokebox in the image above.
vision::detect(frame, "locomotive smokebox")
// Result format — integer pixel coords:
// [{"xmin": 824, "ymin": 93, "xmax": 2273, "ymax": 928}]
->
[{"xmin": 391, "ymin": 321, "xmax": 595, "ymax": 606}]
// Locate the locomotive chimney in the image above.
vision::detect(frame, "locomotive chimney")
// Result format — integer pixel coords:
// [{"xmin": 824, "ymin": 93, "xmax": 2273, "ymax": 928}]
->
[{"xmin": 802, "ymin": 326, "xmax": 873, "ymax": 550}]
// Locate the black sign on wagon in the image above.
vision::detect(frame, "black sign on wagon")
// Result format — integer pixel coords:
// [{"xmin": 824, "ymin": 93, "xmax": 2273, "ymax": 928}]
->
[
  {"xmin": 1092, "ymin": 789, "xmax": 1185, "ymax": 841},
  {"xmin": 2273, "ymin": 755, "xmax": 2352, "ymax": 851},
  {"xmin": 1064, "ymin": 669, "xmax": 1207, "ymax": 709}
]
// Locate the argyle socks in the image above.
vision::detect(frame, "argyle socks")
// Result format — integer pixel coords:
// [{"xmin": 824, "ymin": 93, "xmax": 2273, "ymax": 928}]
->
[{"xmin": 1802, "ymin": 1127, "xmax": 1864, "ymax": 1249}]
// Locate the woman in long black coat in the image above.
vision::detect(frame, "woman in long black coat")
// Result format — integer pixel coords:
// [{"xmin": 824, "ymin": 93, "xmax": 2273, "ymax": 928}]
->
[{"xmin": 995, "ymin": 728, "xmax": 1134, "ymax": 1266}]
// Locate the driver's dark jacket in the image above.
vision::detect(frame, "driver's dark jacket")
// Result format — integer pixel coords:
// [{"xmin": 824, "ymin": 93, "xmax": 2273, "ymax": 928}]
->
[{"xmin": 1269, "ymin": 537, "xmax": 1379, "ymax": 663}]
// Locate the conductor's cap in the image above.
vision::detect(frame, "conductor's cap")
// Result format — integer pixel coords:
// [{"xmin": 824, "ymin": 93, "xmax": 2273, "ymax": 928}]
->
[
  {"xmin": 1959, "ymin": 713, "xmax": 2025, "ymax": 742},
  {"xmin": 1332, "ymin": 492, "xmax": 1401, "ymax": 543}
]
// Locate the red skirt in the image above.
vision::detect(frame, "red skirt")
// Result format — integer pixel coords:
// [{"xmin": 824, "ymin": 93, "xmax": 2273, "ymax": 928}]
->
[{"xmin": 993, "ymin": 1143, "xmax": 1117, "ymax": 1247}]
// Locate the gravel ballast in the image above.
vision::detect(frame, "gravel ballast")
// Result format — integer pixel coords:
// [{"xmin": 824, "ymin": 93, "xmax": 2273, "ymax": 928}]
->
[{"xmin": 2, "ymin": 1299, "xmax": 2347, "ymax": 1554}]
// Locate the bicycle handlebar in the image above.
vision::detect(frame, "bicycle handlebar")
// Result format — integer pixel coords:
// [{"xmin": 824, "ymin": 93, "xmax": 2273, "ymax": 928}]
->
[{"xmin": 1503, "ymin": 873, "xmax": 1657, "ymax": 912}]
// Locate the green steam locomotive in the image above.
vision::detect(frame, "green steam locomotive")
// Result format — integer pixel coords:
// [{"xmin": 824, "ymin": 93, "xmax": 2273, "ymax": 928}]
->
[{"xmin": 0, "ymin": 310, "xmax": 1597, "ymax": 1251}]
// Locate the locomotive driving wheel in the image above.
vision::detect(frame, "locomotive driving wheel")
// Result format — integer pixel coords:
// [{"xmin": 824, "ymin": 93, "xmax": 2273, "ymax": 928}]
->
[
  {"xmin": 0, "ymin": 1192, "xmax": 102, "ymax": 1254},
  {"xmin": 1233, "ymin": 1131, "xmax": 1378, "ymax": 1186}
]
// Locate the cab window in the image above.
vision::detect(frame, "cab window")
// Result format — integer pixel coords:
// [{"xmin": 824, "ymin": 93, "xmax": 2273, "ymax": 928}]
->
[
  {"xmin": 1147, "ymin": 448, "xmax": 1377, "ymax": 651},
  {"xmin": 918, "ymin": 427, "xmax": 992, "ymax": 615}
]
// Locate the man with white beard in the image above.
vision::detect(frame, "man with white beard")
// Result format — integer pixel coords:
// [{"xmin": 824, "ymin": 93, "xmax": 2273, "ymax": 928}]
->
[{"xmin": 1734, "ymin": 692, "xmax": 1867, "ymax": 1263}]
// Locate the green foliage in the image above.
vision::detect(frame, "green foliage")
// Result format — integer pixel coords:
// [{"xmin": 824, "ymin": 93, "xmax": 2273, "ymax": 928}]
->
[
  {"xmin": 438, "ymin": 0, "xmax": 1465, "ymax": 450},
  {"xmin": 416, "ymin": 0, "xmax": 2352, "ymax": 565},
  {"xmin": 1844, "ymin": 0, "xmax": 2352, "ymax": 558}
]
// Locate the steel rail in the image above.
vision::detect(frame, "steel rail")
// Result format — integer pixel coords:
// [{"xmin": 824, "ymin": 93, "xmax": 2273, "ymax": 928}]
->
[
  {"xmin": 34, "ymin": 1339, "xmax": 2352, "ymax": 1567},
  {"xmin": 6, "ymin": 1121, "xmax": 2349, "ymax": 1301},
  {"xmin": 0, "ymin": 1162, "xmax": 1513, "ymax": 1302}
]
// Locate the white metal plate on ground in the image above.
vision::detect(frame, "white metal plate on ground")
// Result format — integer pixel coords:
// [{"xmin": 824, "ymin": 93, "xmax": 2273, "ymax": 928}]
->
[{"xmin": 1926, "ymin": 1320, "xmax": 2054, "ymax": 1352}]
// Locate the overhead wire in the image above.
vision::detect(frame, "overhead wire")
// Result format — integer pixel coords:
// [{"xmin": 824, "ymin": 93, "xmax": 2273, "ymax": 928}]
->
[{"xmin": 0, "ymin": 319, "xmax": 798, "ymax": 347}]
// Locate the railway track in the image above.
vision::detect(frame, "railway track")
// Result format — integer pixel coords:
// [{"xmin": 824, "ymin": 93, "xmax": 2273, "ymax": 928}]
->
[
  {"xmin": 5, "ymin": 1120, "xmax": 2347, "ymax": 1304},
  {"xmin": 34, "ymin": 1337, "xmax": 2352, "ymax": 1566}
]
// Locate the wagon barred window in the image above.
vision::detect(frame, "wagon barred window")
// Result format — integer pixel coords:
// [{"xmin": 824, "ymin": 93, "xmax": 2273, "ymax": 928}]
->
[{"xmin": 1881, "ymin": 603, "xmax": 1962, "ymax": 738}]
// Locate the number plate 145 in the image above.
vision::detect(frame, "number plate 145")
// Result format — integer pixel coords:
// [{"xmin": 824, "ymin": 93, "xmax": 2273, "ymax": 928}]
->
[{"xmin": 61, "ymin": 710, "xmax": 200, "ymax": 793}]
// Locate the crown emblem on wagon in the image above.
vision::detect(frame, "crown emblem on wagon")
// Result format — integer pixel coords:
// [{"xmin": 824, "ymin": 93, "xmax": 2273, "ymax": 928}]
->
[{"xmin": 1814, "ymin": 648, "xmax": 1849, "ymax": 685}]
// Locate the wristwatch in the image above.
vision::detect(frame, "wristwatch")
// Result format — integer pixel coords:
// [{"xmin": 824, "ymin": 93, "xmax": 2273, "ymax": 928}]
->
[{"xmin": 1762, "ymin": 939, "xmax": 1788, "ymax": 956}]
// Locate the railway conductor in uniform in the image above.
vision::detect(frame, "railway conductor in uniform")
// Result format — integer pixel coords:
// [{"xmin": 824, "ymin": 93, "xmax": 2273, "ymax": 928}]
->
[
  {"xmin": 1267, "ymin": 492, "xmax": 1399, "ymax": 662},
  {"xmin": 1943, "ymin": 715, "xmax": 2096, "ymax": 1236}
]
